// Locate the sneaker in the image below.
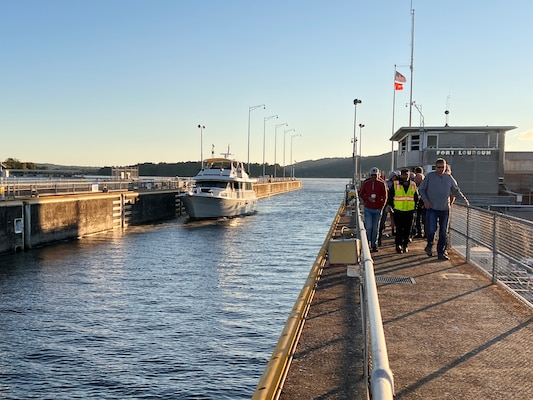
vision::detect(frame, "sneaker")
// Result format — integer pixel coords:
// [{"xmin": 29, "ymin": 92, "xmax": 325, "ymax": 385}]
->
[
  {"xmin": 438, "ymin": 254, "xmax": 450, "ymax": 261},
  {"xmin": 395, "ymin": 245, "xmax": 402, "ymax": 254},
  {"xmin": 371, "ymin": 246, "xmax": 378, "ymax": 253},
  {"xmin": 424, "ymin": 245, "xmax": 433, "ymax": 257},
  {"xmin": 403, "ymin": 246, "xmax": 409, "ymax": 253}
]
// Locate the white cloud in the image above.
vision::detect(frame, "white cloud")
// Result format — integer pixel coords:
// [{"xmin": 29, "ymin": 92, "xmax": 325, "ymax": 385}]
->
[{"xmin": 517, "ymin": 129, "xmax": 533, "ymax": 141}]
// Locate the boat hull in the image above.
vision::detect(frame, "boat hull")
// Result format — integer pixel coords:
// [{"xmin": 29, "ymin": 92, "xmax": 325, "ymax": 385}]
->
[{"xmin": 182, "ymin": 194, "xmax": 257, "ymax": 219}]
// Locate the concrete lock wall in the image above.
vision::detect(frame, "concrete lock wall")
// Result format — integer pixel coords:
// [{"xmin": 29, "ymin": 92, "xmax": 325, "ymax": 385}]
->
[
  {"xmin": 0, "ymin": 201, "xmax": 24, "ymax": 254},
  {"xmin": 0, "ymin": 191, "xmax": 183, "ymax": 255},
  {"xmin": 25, "ymin": 194, "xmax": 119, "ymax": 248},
  {"xmin": 254, "ymin": 181, "xmax": 302, "ymax": 198},
  {"xmin": 124, "ymin": 191, "xmax": 180, "ymax": 226}
]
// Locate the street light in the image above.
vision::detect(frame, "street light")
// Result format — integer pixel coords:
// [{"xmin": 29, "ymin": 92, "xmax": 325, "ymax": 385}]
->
[
  {"xmin": 197, "ymin": 124, "xmax": 205, "ymax": 169},
  {"xmin": 274, "ymin": 123, "xmax": 288, "ymax": 178},
  {"xmin": 283, "ymin": 128, "xmax": 295, "ymax": 178},
  {"xmin": 290, "ymin": 133, "xmax": 301, "ymax": 178},
  {"xmin": 247, "ymin": 104, "xmax": 266, "ymax": 173},
  {"xmin": 353, "ymin": 99, "xmax": 362, "ymax": 186},
  {"xmin": 263, "ymin": 115, "xmax": 278, "ymax": 177},
  {"xmin": 358, "ymin": 123, "xmax": 365, "ymax": 183}
]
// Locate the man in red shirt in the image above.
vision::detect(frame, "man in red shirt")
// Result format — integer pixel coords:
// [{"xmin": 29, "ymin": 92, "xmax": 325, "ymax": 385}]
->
[{"xmin": 359, "ymin": 167, "xmax": 388, "ymax": 252}]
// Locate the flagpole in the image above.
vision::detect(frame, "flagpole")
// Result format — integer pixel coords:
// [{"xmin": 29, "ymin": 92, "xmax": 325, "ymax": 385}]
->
[
  {"xmin": 391, "ymin": 65, "xmax": 397, "ymax": 173},
  {"xmin": 409, "ymin": 3, "xmax": 415, "ymax": 127}
]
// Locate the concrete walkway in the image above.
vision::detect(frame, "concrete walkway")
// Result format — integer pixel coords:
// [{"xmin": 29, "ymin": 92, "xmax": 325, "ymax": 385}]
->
[
  {"xmin": 280, "ymin": 222, "xmax": 533, "ymax": 399},
  {"xmin": 375, "ymin": 234, "xmax": 533, "ymax": 399}
]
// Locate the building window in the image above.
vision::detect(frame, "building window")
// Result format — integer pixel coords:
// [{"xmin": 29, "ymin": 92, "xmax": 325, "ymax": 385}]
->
[
  {"xmin": 427, "ymin": 134, "xmax": 438, "ymax": 148},
  {"xmin": 400, "ymin": 139, "xmax": 407, "ymax": 153},
  {"xmin": 410, "ymin": 135, "xmax": 420, "ymax": 151}
]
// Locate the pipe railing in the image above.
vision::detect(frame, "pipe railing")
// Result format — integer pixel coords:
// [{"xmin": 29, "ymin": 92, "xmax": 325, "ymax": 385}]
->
[
  {"xmin": 0, "ymin": 177, "xmax": 190, "ymax": 199},
  {"xmin": 354, "ymin": 197, "xmax": 395, "ymax": 400}
]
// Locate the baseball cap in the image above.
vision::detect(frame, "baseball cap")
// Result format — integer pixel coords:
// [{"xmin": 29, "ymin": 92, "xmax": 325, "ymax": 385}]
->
[{"xmin": 369, "ymin": 167, "xmax": 379, "ymax": 175}]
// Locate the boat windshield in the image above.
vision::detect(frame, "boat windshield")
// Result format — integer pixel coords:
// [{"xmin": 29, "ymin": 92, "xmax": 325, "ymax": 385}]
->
[
  {"xmin": 205, "ymin": 160, "xmax": 232, "ymax": 170},
  {"xmin": 196, "ymin": 181, "xmax": 229, "ymax": 189}
]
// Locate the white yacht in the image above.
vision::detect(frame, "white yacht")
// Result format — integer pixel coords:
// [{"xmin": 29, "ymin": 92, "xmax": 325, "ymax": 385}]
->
[{"xmin": 182, "ymin": 158, "xmax": 257, "ymax": 219}]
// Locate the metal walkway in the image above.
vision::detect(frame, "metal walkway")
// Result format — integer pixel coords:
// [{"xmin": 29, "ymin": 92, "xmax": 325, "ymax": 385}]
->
[{"xmin": 278, "ymin": 218, "xmax": 533, "ymax": 399}]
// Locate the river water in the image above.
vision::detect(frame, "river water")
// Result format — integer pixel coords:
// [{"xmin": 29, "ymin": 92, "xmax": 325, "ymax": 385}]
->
[{"xmin": 0, "ymin": 178, "xmax": 347, "ymax": 399}]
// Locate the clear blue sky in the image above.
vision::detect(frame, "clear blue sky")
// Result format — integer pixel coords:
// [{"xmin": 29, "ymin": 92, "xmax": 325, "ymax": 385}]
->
[{"xmin": 1, "ymin": 1, "xmax": 532, "ymax": 167}]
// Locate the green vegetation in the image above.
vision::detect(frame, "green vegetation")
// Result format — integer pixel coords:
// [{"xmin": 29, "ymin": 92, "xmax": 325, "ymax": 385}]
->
[{"xmin": 2, "ymin": 158, "xmax": 42, "ymax": 170}]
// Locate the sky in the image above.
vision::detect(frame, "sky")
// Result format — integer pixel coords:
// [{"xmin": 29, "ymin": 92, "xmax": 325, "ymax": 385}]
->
[{"xmin": 1, "ymin": 0, "xmax": 533, "ymax": 167}]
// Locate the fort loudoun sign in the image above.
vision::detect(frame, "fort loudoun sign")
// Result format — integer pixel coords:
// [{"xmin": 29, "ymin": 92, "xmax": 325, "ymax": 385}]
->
[{"xmin": 436, "ymin": 150, "xmax": 493, "ymax": 156}]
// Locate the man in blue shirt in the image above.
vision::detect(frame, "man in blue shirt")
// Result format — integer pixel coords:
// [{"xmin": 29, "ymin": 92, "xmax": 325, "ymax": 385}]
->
[{"xmin": 418, "ymin": 158, "xmax": 469, "ymax": 260}]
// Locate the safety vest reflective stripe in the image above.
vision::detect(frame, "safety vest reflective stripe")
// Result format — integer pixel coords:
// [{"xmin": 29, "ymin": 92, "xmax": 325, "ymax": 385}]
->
[{"xmin": 393, "ymin": 181, "xmax": 416, "ymax": 211}]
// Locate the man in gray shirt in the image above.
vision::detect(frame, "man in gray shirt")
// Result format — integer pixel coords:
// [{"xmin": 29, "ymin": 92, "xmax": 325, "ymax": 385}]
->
[{"xmin": 418, "ymin": 158, "xmax": 469, "ymax": 260}]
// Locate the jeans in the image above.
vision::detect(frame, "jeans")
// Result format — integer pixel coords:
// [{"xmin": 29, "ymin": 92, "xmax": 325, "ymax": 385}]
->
[
  {"xmin": 415, "ymin": 202, "xmax": 426, "ymax": 236},
  {"xmin": 426, "ymin": 208, "xmax": 450, "ymax": 256},
  {"xmin": 364, "ymin": 207, "xmax": 382, "ymax": 247}
]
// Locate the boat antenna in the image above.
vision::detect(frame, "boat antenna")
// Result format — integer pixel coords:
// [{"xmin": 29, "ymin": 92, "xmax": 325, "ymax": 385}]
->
[
  {"xmin": 211, "ymin": 144, "xmax": 215, "ymax": 158},
  {"xmin": 221, "ymin": 145, "xmax": 232, "ymax": 159}
]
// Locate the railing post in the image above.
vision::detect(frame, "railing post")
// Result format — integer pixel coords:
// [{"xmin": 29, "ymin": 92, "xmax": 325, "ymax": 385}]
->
[
  {"xmin": 466, "ymin": 206, "xmax": 471, "ymax": 263},
  {"xmin": 491, "ymin": 213, "xmax": 497, "ymax": 283}
]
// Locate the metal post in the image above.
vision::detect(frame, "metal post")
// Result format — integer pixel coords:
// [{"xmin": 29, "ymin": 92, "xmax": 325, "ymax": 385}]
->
[
  {"xmin": 353, "ymin": 99, "xmax": 362, "ymax": 186},
  {"xmin": 263, "ymin": 115, "xmax": 278, "ymax": 177},
  {"xmin": 197, "ymin": 125, "xmax": 205, "ymax": 169},
  {"xmin": 359, "ymin": 123, "xmax": 365, "ymax": 184},
  {"xmin": 274, "ymin": 123, "xmax": 288, "ymax": 178},
  {"xmin": 283, "ymin": 128, "xmax": 295, "ymax": 178},
  {"xmin": 290, "ymin": 134, "xmax": 301, "ymax": 178},
  {"xmin": 247, "ymin": 104, "xmax": 265, "ymax": 173}
]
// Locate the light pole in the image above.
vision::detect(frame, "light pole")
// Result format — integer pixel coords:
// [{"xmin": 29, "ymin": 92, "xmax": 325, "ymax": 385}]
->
[
  {"xmin": 247, "ymin": 104, "xmax": 265, "ymax": 173},
  {"xmin": 290, "ymin": 133, "xmax": 301, "ymax": 178},
  {"xmin": 352, "ymin": 99, "xmax": 362, "ymax": 186},
  {"xmin": 197, "ymin": 124, "xmax": 205, "ymax": 169},
  {"xmin": 283, "ymin": 128, "xmax": 295, "ymax": 178},
  {"xmin": 274, "ymin": 123, "xmax": 288, "ymax": 178},
  {"xmin": 263, "ymin": 115, "xmax": 278, "ymax": 177},
  {"xmin": 358, "ymin": 123, "xmax": 365, "ymax": 183}
]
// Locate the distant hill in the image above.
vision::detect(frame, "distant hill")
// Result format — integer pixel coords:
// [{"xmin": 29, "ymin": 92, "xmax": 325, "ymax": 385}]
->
[
  {"xmin": 31, "ymin": 153, "xmax": 394, "ymax": 178},
  {"xmin": 294, "ymin": 153, "xmax": 393, "ymax": 178}
]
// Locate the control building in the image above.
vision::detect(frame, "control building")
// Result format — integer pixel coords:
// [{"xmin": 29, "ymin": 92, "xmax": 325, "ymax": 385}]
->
[{"xmin": 390, "ymin": 125, "xmax": 516, "ymax": 199}]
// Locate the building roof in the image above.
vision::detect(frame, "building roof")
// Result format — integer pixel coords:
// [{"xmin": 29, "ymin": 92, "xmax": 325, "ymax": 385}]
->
[{"xmin": 389, "ymin": 125, "xmax": 517, "ymax": 142}]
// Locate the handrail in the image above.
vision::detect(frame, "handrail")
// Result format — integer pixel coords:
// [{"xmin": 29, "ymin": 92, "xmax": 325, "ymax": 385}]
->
[
  {"xmin": 0, "ymin": 177, "xmax": 190, "ymax": 199},
  {"xmin": 252, "ymin": 201, "xmax": 345, "ymax": 400},
  {"xmin": 355, "ymin": 197, "xmax": 395, "ymax": 399}
]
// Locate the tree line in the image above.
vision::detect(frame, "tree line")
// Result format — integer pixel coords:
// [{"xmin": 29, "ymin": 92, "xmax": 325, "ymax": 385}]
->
[{"xmin": 3, "ymin": 152, "xmax": 393, "ymax": 179}]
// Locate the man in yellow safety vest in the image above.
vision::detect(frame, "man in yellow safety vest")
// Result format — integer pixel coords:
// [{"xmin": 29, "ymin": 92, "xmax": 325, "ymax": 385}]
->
[{"xmin": 388, "ymin": 168, "xmax": 419, "ymax": 253}]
